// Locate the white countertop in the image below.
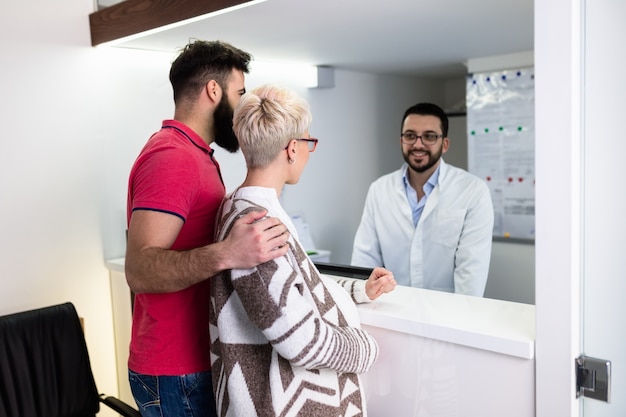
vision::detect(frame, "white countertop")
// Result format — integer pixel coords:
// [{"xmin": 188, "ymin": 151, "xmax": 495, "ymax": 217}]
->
[
  {"xmin": 106, "ymin": 257, "xmax": 125, "ymax": 273},
  {"xmin": 333, "ymin": 276, "xmax": 535, "ymax": 360},
  {"xmin": 105, "ymin": 258, "xmax": 535, "ymax": 360}
]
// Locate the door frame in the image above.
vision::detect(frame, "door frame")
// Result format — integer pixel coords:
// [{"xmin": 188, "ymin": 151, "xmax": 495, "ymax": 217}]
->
[{"xmin": 535, "ymin": 0, "xmax": 584, "ymax": 415}]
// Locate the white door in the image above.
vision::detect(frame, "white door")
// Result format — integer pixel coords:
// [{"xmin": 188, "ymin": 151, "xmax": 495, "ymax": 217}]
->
[
  {"xmin": 535, "ymin": 0, "xmax": 626, "ymax": 416},
  {"xmin": 580, "ymin": 0, "xmax": 626, "ymax": 414}
]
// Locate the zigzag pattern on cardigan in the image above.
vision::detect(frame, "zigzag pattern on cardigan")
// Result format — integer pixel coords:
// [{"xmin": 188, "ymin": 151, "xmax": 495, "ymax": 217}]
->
[{"xmin": 210, "ymin": 195, "xmax": 378, "ymax": 417}]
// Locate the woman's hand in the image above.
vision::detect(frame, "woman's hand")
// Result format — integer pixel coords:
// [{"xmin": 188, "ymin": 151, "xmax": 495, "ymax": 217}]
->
[{"xmin": 365, "ymin": 267, "xmax": 396, "ymax": 300}]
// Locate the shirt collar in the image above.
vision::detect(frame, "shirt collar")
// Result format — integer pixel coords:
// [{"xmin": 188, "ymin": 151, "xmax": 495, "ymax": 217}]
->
[
  {"xmin": 402, "ymin": 162, "xmax": 441, "ymax": 193},
  {"xmin": 161, "ymin": 120, "xmax": 212, "ymax": 154}
]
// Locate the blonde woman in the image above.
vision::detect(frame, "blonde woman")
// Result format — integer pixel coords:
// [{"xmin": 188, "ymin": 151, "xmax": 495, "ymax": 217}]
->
[{"xmin": 209, "ymin": 84, "xmax": 396, "ymax": 417}]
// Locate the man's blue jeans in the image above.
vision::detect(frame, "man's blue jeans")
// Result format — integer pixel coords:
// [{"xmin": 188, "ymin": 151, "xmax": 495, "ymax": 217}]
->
[{"xmin": 128, "ymin": 369, "xmax": 217, "ymax": 417}]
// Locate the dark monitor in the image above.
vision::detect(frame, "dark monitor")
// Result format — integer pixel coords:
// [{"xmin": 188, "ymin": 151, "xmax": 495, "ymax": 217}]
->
[{"xmin": 313, "ymin": 262, "xmax": 373, "ymax": 281}]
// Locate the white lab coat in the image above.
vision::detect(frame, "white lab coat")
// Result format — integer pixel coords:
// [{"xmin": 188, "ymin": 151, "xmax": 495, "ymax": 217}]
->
[{"xmin": 351, "ymin": 160, "xmax": 494, "ymax": 296}]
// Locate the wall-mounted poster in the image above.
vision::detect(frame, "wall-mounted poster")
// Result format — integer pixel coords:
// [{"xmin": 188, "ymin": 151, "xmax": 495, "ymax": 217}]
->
[{"xmin": 466, "ymin": 68, "xmax": 535, "ymax": 241}]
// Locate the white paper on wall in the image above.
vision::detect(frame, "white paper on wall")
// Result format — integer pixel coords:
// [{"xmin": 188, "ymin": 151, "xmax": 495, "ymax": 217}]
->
[{"xmin": 466, "ymin": 68, "xmax": 535, "ymax": 240}]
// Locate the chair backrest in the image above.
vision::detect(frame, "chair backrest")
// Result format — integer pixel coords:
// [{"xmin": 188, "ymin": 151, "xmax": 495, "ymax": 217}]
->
[{"xmin": 0, "ymin": 302, "xmax": 101, "ymax": 417}]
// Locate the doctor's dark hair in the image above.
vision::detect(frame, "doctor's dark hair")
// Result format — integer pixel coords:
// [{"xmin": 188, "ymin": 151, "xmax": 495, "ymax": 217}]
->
[
  {"xmin": 401, "ymin": 102, "xmax": 449, "ymax": 138},
  {"xmin": 169, "ymin": 39, "xmax": 252, "ymax": 105}
]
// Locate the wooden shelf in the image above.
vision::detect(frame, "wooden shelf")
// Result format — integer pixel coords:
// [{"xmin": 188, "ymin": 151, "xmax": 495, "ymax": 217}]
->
[{"xmin": 89, "ymin": 0, "xmax": 251, "ymax": 46}]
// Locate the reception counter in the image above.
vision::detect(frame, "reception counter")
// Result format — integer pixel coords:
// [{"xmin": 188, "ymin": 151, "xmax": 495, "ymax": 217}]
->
[
  {"xmin": 347, "ymin": 276, "xmax": 535, "ymax": 417},
  {"xmin": 106, "ymin": 258, "xmax": 535, "ymax": 417}
]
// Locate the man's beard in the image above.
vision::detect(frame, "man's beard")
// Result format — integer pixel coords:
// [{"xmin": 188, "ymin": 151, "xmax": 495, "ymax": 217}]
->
[
  {"xmin": 403, "ymin": 146, "xmax": 442, "ymax": 173},
  {"xmin": 213, "ymin": 95, "xmax": 239, "ymax": 153}
]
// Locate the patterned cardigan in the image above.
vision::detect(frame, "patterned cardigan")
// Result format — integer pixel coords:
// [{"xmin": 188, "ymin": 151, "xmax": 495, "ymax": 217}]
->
[{"xmin": 209, "ymin": 187, "xmax": 378, "ymax": 417}]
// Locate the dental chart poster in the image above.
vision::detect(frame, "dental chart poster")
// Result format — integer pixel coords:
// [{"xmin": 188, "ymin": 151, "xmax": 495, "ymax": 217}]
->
[{"xmin": 466, "ymin": 68, "xmax": 535, "ymax": 241}]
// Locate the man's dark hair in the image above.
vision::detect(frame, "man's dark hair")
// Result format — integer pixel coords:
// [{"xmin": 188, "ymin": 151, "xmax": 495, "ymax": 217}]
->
[
  {"xmin": 169, "ymin": 39, "xmax": 252, "ymax": 104},
  {"xmin": 401, "ymin": 102, "xmax": 449, "ymax": 137}
]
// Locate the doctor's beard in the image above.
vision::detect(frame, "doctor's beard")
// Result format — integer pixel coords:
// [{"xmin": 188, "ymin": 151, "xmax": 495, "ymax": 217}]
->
[{"xmin": 403, "ymin": 145, "xmax": 443, "ymax": 173}]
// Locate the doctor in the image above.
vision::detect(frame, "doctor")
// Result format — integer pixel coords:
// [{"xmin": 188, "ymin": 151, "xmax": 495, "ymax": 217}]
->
[{"xmin": 351, "ymin": 102, "xmax": 494, "ymax": 296}]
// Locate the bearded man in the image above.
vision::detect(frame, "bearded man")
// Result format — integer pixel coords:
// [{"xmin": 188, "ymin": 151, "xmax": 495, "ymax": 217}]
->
[
  {"xmin": 125, "ymin": 40, "xmax": 290, "ymax": 417},
  {"xmin": 351, "ymin": 102, "xmax": 494, "ymax": 297}
]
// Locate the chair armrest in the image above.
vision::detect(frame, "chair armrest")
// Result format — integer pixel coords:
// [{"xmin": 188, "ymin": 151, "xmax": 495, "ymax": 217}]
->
[{"xmin": 99, "ymin": 394, "xmax": 142, "ymax": 417}]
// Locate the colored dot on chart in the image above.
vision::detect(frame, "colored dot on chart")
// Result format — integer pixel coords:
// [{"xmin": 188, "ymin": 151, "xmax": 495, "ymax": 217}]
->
[
  {"xmin": 471, "ymin": 130, "xmax": 476, "ymax": 135},
  {"xmin": 518, "ymin": 126, "xmax": 523, "ymax": 131},
  {"xmin": 518, "ymin": 177, "xmax": 524, "ymax": 182},
  {"xmin": 499, "ymin": 126, "xmax": 504, "ymax": 131},
  {"xmin": 486, "ymin": 176, "xmax": 492, "ymax": 181},
  {"xmin": 508, "ymin": 177, "xmax": 513, "ymax": 183},
  {"xmin": 504, "ymin": 232, "xmax": 511, "ymax": 238},
  {"xmin": 484, "ymin": 128, "xmax": 489, "ymax": 133}
]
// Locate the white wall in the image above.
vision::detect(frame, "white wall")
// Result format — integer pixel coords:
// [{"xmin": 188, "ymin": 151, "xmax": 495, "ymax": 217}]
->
[
  {"xmin": 486, "ymin": 242, "xmax": 535, "ymax": 304},
  {"xmin": 0, "ymin": 2, "xmax": 174, "ymax": 414}
]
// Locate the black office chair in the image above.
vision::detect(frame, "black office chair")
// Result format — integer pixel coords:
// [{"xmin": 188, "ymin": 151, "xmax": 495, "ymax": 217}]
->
[{"xmin": 0, "ymin": 302, "xmax": 141, "ymax": 417}]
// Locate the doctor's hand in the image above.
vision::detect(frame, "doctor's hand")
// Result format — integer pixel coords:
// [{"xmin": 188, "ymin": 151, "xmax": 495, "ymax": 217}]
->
[{"xmin": 365, "ymin": 267, "xmax": 396, "ymax": 300}]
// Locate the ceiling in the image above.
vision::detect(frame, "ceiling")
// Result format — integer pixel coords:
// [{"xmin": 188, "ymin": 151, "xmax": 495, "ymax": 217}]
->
[{"xmin": 105, "ymin": 0, "xmax": 534, "ymax": 78}]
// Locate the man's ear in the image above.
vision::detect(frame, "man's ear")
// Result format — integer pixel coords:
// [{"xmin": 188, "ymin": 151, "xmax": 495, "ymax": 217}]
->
[
  {"xmin": 442, "ymin": 137, "xmax": 450, "ymax": 154},
  {"xmin": 205, "ymin": 80, "xmax": 221, "ymax": 103}
]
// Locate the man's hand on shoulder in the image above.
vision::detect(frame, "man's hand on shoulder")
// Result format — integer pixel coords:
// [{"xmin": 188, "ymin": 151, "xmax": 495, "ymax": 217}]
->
[{"xmin": 219, "ymin": 209, "xmax": 290, "ymax": 270}]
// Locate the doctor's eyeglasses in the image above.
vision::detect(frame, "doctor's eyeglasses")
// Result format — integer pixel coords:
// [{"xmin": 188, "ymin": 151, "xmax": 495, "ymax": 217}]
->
[{"xmin": 401, "ymin": 132, "xmax": 443, "ymax": 146}]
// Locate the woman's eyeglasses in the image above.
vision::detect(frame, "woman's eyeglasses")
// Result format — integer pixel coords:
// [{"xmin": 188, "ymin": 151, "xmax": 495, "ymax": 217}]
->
[{"xmin": 285, "ymin": 138, "xmax": 318, "ymax": 152}]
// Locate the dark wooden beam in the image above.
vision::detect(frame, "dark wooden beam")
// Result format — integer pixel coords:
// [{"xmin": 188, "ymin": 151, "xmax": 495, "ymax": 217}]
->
[{"xmin": 89, "ymin": 0, "xmax": 252, "ymax": 47}]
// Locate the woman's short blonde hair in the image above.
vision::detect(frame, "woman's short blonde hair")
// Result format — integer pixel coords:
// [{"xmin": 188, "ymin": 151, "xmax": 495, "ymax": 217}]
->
[{"xmin": 233, "ymin": 84, "xmax": 312, "ymax": 168}]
